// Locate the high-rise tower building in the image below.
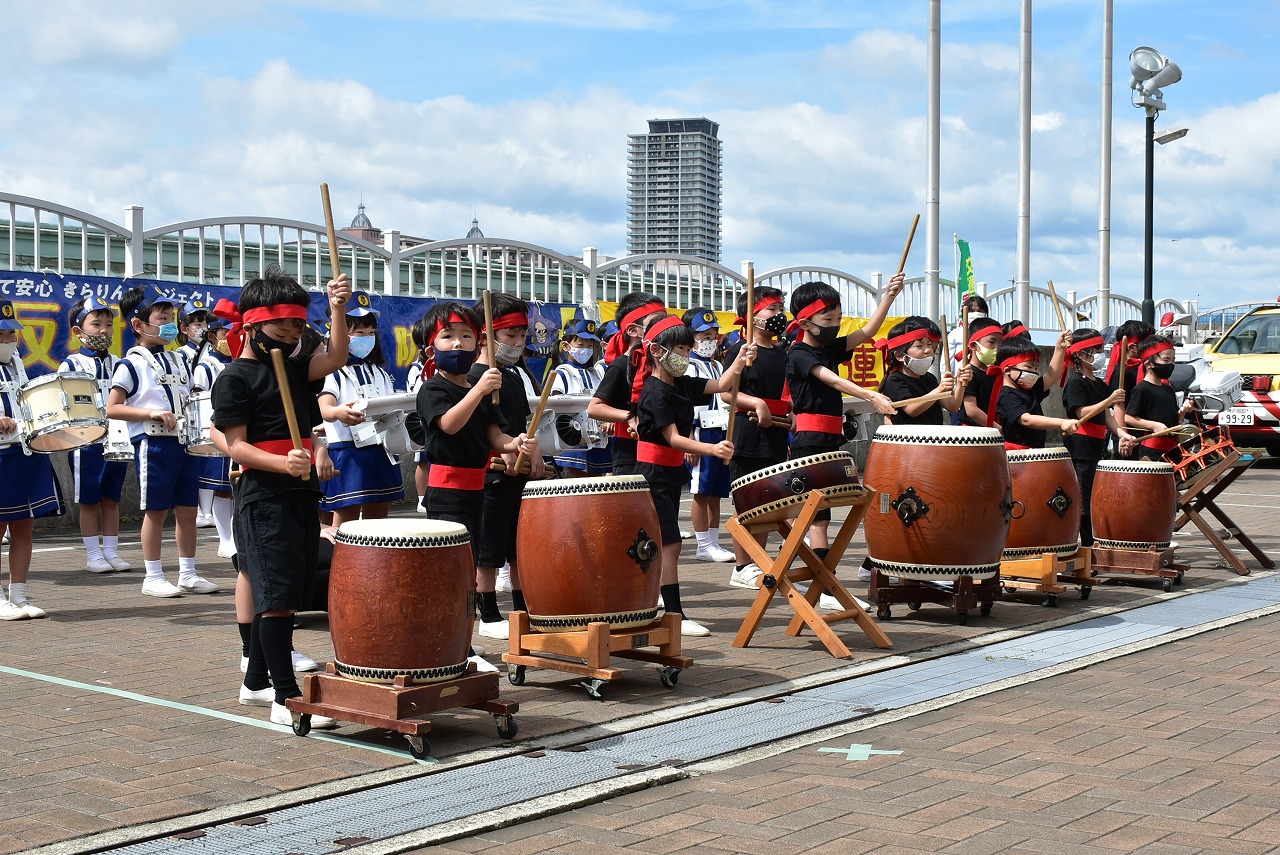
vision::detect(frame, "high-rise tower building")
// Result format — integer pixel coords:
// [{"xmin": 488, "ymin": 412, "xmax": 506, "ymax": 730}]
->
[{"xmin": 627, "ymin": 118, "xmax": 722, "ymax": 263}]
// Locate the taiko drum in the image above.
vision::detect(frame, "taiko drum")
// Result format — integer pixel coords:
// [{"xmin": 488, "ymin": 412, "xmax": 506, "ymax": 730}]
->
[
  {"xmin": 1091, "ymin": 460, "xmax": 1177, "ymax": 549},
  {"xmin": 863, "ymin": 425, "xmax": 1011, "ymax": 581},
  {"xmin": 1003, "ymin": 447, "xmax": 1082, "ymax": 559},
  {"xmin": 517, "ymin": 475, "xmax": 662, "ymax": 633},
  {"xmin": 328, "ymin": 519, "xmax": 475, "ymax": 684},
  {"xmin": 730, "ymin": 451, "xmax": 862, "ymax": 525}
]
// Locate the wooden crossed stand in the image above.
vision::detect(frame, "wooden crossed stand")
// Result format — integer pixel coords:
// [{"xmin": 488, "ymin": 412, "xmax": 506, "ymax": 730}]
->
[
  {"xmin": 1174, "ymin": 448, "xmax": 1275, "ymax": 576},
  {"xmin": 725, "ymin": 486, "xmax": 892, "ymax": 659}
]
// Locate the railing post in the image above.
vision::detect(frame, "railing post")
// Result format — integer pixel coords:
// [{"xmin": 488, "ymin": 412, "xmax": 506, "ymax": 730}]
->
[
  {"xmin": 1187, "ymin": 299, "xmax": 1199, "ymax": 344},
  {"xmin": 123, "ymin": 205, "xmax": 144, "ymax": 278},
  {"xmin": 382, "ymin": 230, "xmax": 401, "ymax": 295},
  {"xmin": 582, "ymin": 247, "xmax": 599, "ymax": 320},
  {"xmin": 1067, "ymin": 289, "xmax": 1078, "ymax": 331}
]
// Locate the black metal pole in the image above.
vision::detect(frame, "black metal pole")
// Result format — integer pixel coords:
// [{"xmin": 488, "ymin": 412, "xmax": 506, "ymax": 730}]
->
[{"xmin": 1142, "ymin": 111, "xmax": 1156, "ymax": 327}]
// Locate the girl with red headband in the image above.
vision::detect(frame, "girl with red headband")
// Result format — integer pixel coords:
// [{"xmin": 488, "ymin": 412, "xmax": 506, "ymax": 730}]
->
[
  {"xmin": 1063, "ymin": 328, "xmax": 1136, "ymax": 546},
  {"xmin": 877, "ymin": 316, "xmax": 969, "ymax": 426},
  {"xmin": 960, "ymin": 316, "xmax": 1005, "ymax": 427},
  {"xmin": 989, "ymin": 332, "xmax": 1078, "ymax": 450},
  {"xmin": 211, "ymin": 266, "xmax": 353, "ymax": 730},
  {"xmin": 1125, "ymin": 334, "xmax": 1195, "ymax": 461},
  {"xmin": 632, "ymin": 314, "xmax": 756, "ymax": 637},
  {"xmin": 588, "ymin": 292, "xmax": 667, "ymax": 475}
]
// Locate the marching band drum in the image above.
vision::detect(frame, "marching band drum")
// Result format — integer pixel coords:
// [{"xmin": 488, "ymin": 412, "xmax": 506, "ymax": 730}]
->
[
  {"xmin": 17, "ymin": 372, "xmax": 107, "ymax": 453},
  {"xmin": 181, "ymin": 390, "xmax": 222, "ymax": 457},
  {"xmin": 1003, "ymin": 447, "xmax": 1082, "ymax": 560}
]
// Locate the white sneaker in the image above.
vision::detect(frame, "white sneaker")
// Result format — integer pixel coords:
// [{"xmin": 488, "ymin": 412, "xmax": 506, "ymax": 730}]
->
[
  {"xmin": 105, "ymin": 555, "xmax": 132, "ymax": 571},
  {"xmin": 696, "ymin": 544, "xmax": 736, "ymax": 563},
  {"xmin": 495, "ymin": 563, "xmax": 512, "ymax": 593},
  {"xmin": 195, "ymin": 512, "xmax": 216, "ymax": 529},
  {"xmin": 16, "ymin": 600, "xmax": 46, "ymax": 619},
  {"xmin": 477, "ymin": 619, "xmax": 510, "ymax": 640},
  {"xmin": 141, "ymin": 578, "xmax": 183, "ymax": 598},
  {"xmin": 0, "ymin": 600, "xmax": 28, "ymax": 621},
  {"xmin": 86, "ymin": 557, "xmax": 115, "ymax": 573},
  {"xmin": 819, "ymin": 593, "xmax": 872, "ymax": 611},
  {"xmin": 178, "ymin": 576, "xmax": 221, "ymax": 594},
  {"xmin": 292, "ymin": 650, "xmax": 320, "ymax": 672},
  {"xmin": 468, "ymin": 654, "xmax": 498, "ymax": 674},
  {"xmin": 239, "ymin": 684, "xmax": 275, "ymax": 707},
  {"xmin": 679, "ymin": 616, "xmax": 711, "ymax": 637},
  {"xmin": 657, "ymin": 594, "xmax": 665, "ymax": 611},
  {"xmin": 270, "ymin": 701, "xmax": 336, "ymax": 729},
  {"xmin": 216, "ymin": 544, "xmax": 237, "ymax": 559},
  {"xmin": 729, "ymin": 564, "xmax": 763, "ymax": 590},
  {"xmin": 680, "ymin": 530, "xmax": 693, "ymax": 540}
]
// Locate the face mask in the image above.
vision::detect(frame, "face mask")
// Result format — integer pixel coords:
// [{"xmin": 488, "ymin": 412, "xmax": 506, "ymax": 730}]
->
[
  {"xmin": 0, "ymin": 342, "xmax": 16, "ymax": 363},
  {"xmin": 187, "ymin": 326, "xmax": 207, "ymax": 346},
  {"xmin": 1013, "ymin": 369, "xmax": 1040, "ymax": 389},
  {"xmin": 156, "ymin": 323, "xmax": 179, "ymax": 343},
  {"xmin": 568, "ymin": 346, "xmax": 594, "ymax": 365},
  {"xmin": 495, "ymin": 341, "xmax": 524, "ymax": 366},
  {"xmin": 903, "ymin": 354, "xmax": 934, "ymax": 375},
  {"xmin": 215, "ymin": 339, "xmax": 232, "ymax": 357},
  {"xmin": 760, "ymin": 313, "xmax": 789, "ymax": 338},
  {"xmin": 435, "ymin": 347, "xmax": 479, "ymax": 375},
  {"xmin": 657, "ymin": 348, "xmax": 690, "ymax": 377},
  {"xmin": 79, "ymin": 332, "xmax": 112, "ymax": 352},
  {"xmin": 348, "ymin": 336, "xmax": 377, "ymax": 360},
  {"xmin": 695, "ymin": 339, "xmax": 718, "ymax": 358},
  {"xmin": 975, "ymin": 345, "xmax": 998, "ymax": 366},
  {"xmin": 1149, "ymin": 362, "xmax": 1175, "ymax": 380},
  {"xmin": 807, "ymin": 321, "xmax": 841, "ymax": 347},
  {"xmin": 249, "ymin": 328, "xmax": 301, "ymax": 360}
]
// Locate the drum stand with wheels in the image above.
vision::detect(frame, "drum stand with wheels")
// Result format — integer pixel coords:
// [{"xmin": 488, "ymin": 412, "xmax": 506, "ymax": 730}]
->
[
  {"xmin": 284, "ymin": 663, "xmax": 520, "ymax": 760},
  {"xmin": 502, "ymin": 611, "xmax": 692, "ymax": 700},
  {"xmin": 999, "ymin": 547, "xmax": 1095, "ymax": 607},
  {"xmin": 1175, "ymin": 449, "xmax": 1274, "ymax": 576},
  {"xmin": 869, "ymin": 571, "xmax": 1002, "ymax": 625},
  {"xmin": 726, "ymin": 487, "xmax": 892, "ymax": 660},
  {"xmin": 1089, "ymin": 546, "xmax": 1188, "ymax": 593}
]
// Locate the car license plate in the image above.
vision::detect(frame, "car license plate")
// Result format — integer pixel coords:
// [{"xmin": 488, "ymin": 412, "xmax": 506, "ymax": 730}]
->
[{"xmin": 1219, "ymin": 408, "xmax": 1255, "ymax": 426}]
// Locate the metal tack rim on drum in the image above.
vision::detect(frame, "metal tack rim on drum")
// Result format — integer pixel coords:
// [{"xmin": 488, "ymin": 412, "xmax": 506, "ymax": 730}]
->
[
  {"xmin": 1001, "ymin": 543, "xmax": 1080, "ymax": 560},
  {"xmin": 736, "ymin": 483, "xmax": 870, "ymax": 525},
  {"xmin": 871, "ymin": 424, "xmax": 1006, "ymax": 446},
  {"xmin": 335, "ymin": 518, "xmax": 470, "ymax": 548},
  {"xmin": 728, "ymin": 450, "xmax": 855, "ymax": 491},
  {"xmin": 1095, "ymin": 460, "xmax": 1176, "ymax": 474},
  {"xmin": 867, "ymin": 556, "xmax": 1000, "ymax": 581},
  {"xmin": 333, "ymin": 659, "xmax": 468, "ymax": 685},
  {"xmin": 522, "ymin": 473, "xmax": 649, "ymax": 498},
  {"xmin": 1006, "ymin": 447, "xmax": 1073, "ymax": 464},
  {"xmin": 528, "ymin": 608, "xmax": 660, "ymax": 632}
]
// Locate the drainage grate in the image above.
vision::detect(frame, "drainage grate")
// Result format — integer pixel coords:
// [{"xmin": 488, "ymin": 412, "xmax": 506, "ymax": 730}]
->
[{"xmin": 100, "ymin": 577, "xmax": 1280, "ymax": 854}]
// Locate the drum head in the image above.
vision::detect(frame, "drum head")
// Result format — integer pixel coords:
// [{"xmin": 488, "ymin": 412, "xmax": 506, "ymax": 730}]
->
[
  {"xmin": 872, "ymin": 424, "xmax": 1005, "ymax": 445},
  {"xmin": 523, "ymin": 474, "xmax": 649, "ymax": 499},
  {"xmin": 1096, "ymin": 459, "xmax": 1175, "ymax": 474},
  {"xmin": 336, "ymin": 518, "xmax": 469, "ymax": 546}
]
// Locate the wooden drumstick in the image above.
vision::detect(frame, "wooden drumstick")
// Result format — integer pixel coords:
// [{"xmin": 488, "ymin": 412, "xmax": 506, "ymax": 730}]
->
[
  {"xmin": 725, "ymin": 368, "xmax": 743, "ymax": 446},
  {"xmin": 513, "ymin": 361, "xmax": 555, "ymax": 475},
  {"xmin": 270, "ymin": 348, "xmax": 309, "ymax": 481},
  {"xmin": 1047, "ymin": 279, "xmax": 1068, "ymax": 332},
  {"xmin": 1076, "ymin": 397, "xmax": 1116, "ymax": 426},
  {"xmin": 890, "ymin": 389, "xmax": 953, "ymax": 410},
  {"xmin": 897, "ymin": 213, "xmax": 921, "ymax": 275},
  {"xmin": 745, "ymin": 263, "xmax": 756, "ymax": 366},
  {"xmin": 482, "ymin": 289, "xmax": 499, "ymax": 405},
  {"xmin": 320, "ymin": 183, "xmax": 342, "ymax": 279}
]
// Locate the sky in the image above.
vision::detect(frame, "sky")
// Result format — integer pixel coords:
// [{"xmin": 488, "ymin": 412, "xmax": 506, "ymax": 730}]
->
[{"xmin": 3, "ymin": 0, "xmax": 1279, "ymax": 310}]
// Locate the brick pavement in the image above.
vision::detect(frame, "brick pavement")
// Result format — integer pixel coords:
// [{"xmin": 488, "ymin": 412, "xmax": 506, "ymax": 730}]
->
[{"xmin": 1, "ymin": 455, "xmax": 1276, "ymax": 853}]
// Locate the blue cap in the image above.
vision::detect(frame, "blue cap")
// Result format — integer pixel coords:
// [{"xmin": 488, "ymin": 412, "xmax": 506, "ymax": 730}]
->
[
  {"xmin": 206, "ymin": 315, "xmax": 230, "ymax": 331},
  {"xmin": 687, "ymin": 309, "xmax": 719, "ymax": 333},
  {"xmin": 563, "ymin": 318, "xmax": 599, "ymax": 341},
  {"xmin": 182, "ymin": 297, "xmax": 210, "ymax": 318},
  {"xmin": 346, "ymin": 291, "xmax": 379, "ymax": 317},
  {"xmin": 76, "ymin": 295, "xmax": 115, "ymax": 326},
  {"xmin": 310, "ymin": 317, "xmax": 330, "ymax": 337},
  {"xmin": 0, "ymin": 300, "xmax": 22, "ymax": 330},
  {"xmin": 722, "ymin": 329, "xmax": 743, "ymax": 348},
  {"xmin": 131, "ymin": 284, "xmax": 175, "ymax": 319},
  {"xmin": 602, "ymin": 320, "xmax": 619, "ymax": 338}
]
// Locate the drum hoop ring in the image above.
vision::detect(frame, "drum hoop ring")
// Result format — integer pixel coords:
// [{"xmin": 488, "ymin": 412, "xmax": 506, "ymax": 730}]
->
[
  {"xmin": 867, "ymin": 556, "xmax": 1000, "ymax": 578},
  {"xmin": 1001, "ymin": 542, "xmax": 1080, "ymax": 560},
  {"xmin": 736, "ymin": 483, "xmax": 869, "ymax": 523},
  {"xmin": 1092, "ymin": 537, "xmax": 1173, "ymax": 550},
  {"xmin": 730, "ymin": 451, "xmax": 854, "ymax": 491},
  {"xmin": 528, "ymin": 608, "xmax": 660, "ymax": 632},
  {"xmin": 333, "ymin": 658, "xmax": 468, "ymax": 684},
  {"xmin": 334, "ymin": 531, "xmax": 472, "ymax": 548}
]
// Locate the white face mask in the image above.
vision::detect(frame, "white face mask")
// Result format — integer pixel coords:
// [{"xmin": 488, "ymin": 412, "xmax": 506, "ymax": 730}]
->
[
  {"xmin": 495, "ymin": 341, "xmax": 524, "ymax": 366},
  {"xmin": 1090, "ymin": 352, "xmax": 1107, "ymax": 373},
  {"xmin": 0, "ymin": 342, "xmax": 15, "ymax": 364},
  {"xmin": 567, "ymin": 346, "xmax": 593, "ymax": 365},
  {"xmin": 903, "ymin": 354, "xmax": 934, "ymax": 375},
  {"xmin": 694, "ymin": 339, "xmax": 717, "ymax": 358},
  {"xmin": 1013, "ymin": 369, "xmax": 1040, "ymax": 389}
]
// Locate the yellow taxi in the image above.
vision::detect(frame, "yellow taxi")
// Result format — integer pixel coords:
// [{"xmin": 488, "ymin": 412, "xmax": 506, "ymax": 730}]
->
[{"xmin": 1203, "ymin": 304, "xmax": 1280, "ymax": 456}]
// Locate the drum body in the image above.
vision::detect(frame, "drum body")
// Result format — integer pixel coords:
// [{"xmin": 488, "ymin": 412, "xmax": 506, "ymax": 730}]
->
[
  {"xmin": 1004, "ymin": 447, "xmax": 1081, "ymax": 559},
  {"xmin": 1091, "ymin": 460, "xmax": 1177, "ymax": 549},
  {"xmin": 863, "ymin": 426, "xmax": 1011, "ymax": 581},
  {"xmin": 103, "ymin": 419, "xmax": 134, "ymax": 462},
  {"xmin": 19, "ymin": 372, "xmax": 106, "ymax": 452},
  {"xmin": 182, "ymin": 391, "xmax": 222, "ymax": 457},
  {"xmin": 328, "ymin": 519, "xmax": 475, "ymax": 683},
  {"xmin": 731, "ymin": 451, "xmax": 861, "ymax": 525},
  {"xmin": 516, "ymin": 475, "xmax": 662, "ymax": 632}
]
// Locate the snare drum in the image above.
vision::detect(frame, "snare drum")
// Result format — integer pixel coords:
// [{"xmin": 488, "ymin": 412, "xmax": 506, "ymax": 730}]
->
[
  {"xmin": 103, "ymin": 419, "xmax": 134, "ymax": 462},
  {"xmin": 19, "ymin": 372, "xmax": 107, "ymax": 453},
  {"xmin": 182, "ymin": 391, "xmax": 222, "ymax": 457},
  {"xmin": 730, "ymin": 451, "xmax": 862, "ymax": 525},
  {"xmin": 1091, "ymin": 460, "xmax": 1177, "ymax": 550},
  {"xmin": 1003, "ymin": 447, "xmax": 1081, "ymax": 560}
]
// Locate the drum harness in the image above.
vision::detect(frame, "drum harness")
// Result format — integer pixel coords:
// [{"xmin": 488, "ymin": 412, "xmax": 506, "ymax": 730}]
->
[
  {"xmin": 0, "ymin": 354, "xmax": 32, "ymax": 455},
  {"xmin": 127, "ymin": 345, "xmax": 190, "ymax": 441}
]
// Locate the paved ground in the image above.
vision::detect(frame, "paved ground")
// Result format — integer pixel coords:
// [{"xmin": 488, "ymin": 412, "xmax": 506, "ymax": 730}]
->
[{"xmin": 1, "ymin": 453, "xmax": 1276, "ymax": 854}]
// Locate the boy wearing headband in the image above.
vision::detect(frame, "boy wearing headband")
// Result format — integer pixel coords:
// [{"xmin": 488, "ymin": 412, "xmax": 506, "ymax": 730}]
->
[
  {"xmin": 1125, "ymin": 334, "xmax": 1194, "ymax": 462},
  {"xmin": 960, "ymin": 316, "xmax": 1005, "ymax": 427},
  {"xmin": 988, "ymin": 331, "xmax": 1078, "ymax": 450},
  {"xmin": 876, "ymin": 316, "xmax": 967, "ymax": 425},
  {"xmin": 588, "ymin": 292, "xmax": 667, "ymax": 475}
]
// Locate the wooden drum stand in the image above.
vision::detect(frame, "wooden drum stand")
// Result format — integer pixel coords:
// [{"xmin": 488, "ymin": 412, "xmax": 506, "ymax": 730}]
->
[{"xmin": 1000, "ymin": 547, "xmax": 1096, "ymax": 607}]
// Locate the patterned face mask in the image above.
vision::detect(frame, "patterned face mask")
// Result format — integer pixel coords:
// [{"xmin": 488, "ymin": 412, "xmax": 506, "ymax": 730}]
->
[{"xmin": 79, "ymin": 332, "xmax": 113, "ymax": 352}]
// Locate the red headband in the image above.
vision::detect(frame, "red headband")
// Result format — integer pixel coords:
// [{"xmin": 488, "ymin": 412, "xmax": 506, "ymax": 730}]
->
[
  {"xmin": 1140, "ymin": 342, "xmax": 1174, "ymax": 361},
  {"xmin": 733, "ymin": 295, "xmax": 784, "ymax": 327},
  {"xmin": 429, "ymin": 310, "xmax": 480, "ymax": 344},
  {"xmin": 1004, "ymin": 324, "xmax": 1030, "ymax": 339},
  {"xmin": 968, "ymin": 324, "xmax": 1003, "ymax": 346},
  {"xmin": 212, "ymin": 299, "xmax": 308, "ymax": 359},
  {"xmin": 487, "ymin": 311, "xmax": 528, "ymax": 332},
  {"xmin": 629, "ymin": 315, "xmax": 688, "ymax": 402},
  {"xmin": 986, "ymin": 354, "xmax": 1040, "ymax": 427},
  {"xmin": 604, "ymin": 301, "xmax": 666, "ymax": 365},
  {"xmin": 786, "ymin": 299, "xmax": 836, "ymax": 335},
  {"xmin": 875, "ymin": 327, "xmax": 938, "ymax": 352},
  {"xmin": 1066, "ymin": 335, "xmax": 1105, "ymax": 357}
]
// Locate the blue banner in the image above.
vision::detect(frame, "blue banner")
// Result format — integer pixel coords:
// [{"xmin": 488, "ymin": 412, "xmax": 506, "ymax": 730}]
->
[{"xmin": 0, "ymin": 270, "xmax": 582, "ymax": 390}]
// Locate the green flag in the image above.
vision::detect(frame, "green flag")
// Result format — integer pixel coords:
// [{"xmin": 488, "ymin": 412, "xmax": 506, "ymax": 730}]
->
[{"xmin": 955, "ymin": 237, "xmax": 975, "ymax": 313}]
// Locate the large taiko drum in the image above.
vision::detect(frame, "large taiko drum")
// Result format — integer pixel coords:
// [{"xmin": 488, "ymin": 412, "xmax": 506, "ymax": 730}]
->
[
  {"xmin": 517, "ymin": 475, "xmax": 662, "ymax": 632},
  {"xmin": 863, "ymin": 425, "xmax": 1011, "ymax": 581},
  {"xmin": 1004, "ymin": 447, "xmax": 1082, "ymax": 560},
  {"xmin": 731, "ymin": 451, "xmax": 861, "ymax": 525},
  {"xmin": 328, "ymin": 519, "xmax": 475, "ymax": 684},
  {"xmin": 1091, "ymin": 460, "xmax": 1177, "ymax": 550}
]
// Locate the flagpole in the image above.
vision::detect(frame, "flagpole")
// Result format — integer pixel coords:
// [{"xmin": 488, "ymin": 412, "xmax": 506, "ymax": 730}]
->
[{"xmin": 952, "ymin": 233, "xmax": 959, "ymax": 319}]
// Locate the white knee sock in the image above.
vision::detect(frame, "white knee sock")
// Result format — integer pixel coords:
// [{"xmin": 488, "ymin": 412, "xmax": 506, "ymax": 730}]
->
[
  {"xmin": 178, "ymin": 556, "xmax": 198, "ymax": 583},
  {"xmin": 144, "ymin": 559, "xmax": 165, "ymax": 581},
  {"xmin": 83, "ymin": 536, "xmax": 103, "ymax": 561},
  {"xmin": 211, "ymin": 496, "xmax": 234, "ymax": 548},
  {"xmin": 198, "ymin": 489, "xmax": 214, "ymax": 516},
  {"xmin": 8, "ymin": 582, "xmax": 27, "ymax": 604},
  {"xmin": 708, "ymin": 527, "xmax": 722, "ymax": 547},
  {"xmin": 102, "ymin": 535, "xmax": 121, "ymax": 559}
]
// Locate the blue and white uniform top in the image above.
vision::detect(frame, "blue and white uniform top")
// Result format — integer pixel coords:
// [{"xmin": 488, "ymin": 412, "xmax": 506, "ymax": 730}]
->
[
  {"xmin": 407, "ymin": 359, "xmax": 426, "ymax": 395},
  {"xmin": 686, "ymin": 355, "xmax": 727, "ymax": 436},
  {"xmin": 0, "ymin": 354, "xmax": 31, "ymax": 450},
  {"xmin": 320, "ymin": 362, "xmax": 398, "ymax": 445},
  {"xmin": 190, "ymin": 347, "xmax": 228, "ymax": 394},
  {"xmin": 110, "ymin": 346, "xmax": 191, "ymax": 440},
  {"xmin": 550, "ymin": 361, "xmax": 605, "ymax": 397},
  {"xmin": 176, "ymin": 342, "xmax": 200, "ymax": 379}
]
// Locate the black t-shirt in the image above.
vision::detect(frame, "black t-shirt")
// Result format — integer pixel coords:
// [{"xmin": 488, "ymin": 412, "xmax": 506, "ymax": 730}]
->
[
  {"xmin": 468, "ymin": 361, "xmax": 531, "ymax": 436},
  {"xmin": 724, "ymin": 340, "xmax": 789, "ymax": 461},
  {"xmin": 880, "ymin": 370, "xmax": 942, "ymax": 426},
  {"xmin": 1126, "ymin": 380, "xmax": 1179, "ymax": 429},
  {"xmin": 211, "ymin": 355, "xmax": 324, "ymax": 502},
  {"xmin": 1063, "ymin": 373, "xmax": 1111, "ymax": 459},
  {"xmin": 417, "ymin": 374, "xmax": 501, "ymax": 469},
  {"xmin": 594, "ymin": 356, "xmax": 637, "ymax": 467},
  {"xmin": 961, "ymin": 367, "xmax": 997, "ymax": 427},
  {"xmin": 787, "ymin": 339, "xmax": 851, "ymax": 446},
  {"xmin": 995, "ymin": 378, "xmax": 1050, "ymax": 448},
  {"xmin": 635, "ymin": 375, "xmax": 708, "ymax": 486}
]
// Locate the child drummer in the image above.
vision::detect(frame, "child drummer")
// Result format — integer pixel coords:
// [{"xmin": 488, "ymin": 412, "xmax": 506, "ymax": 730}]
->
[
  {"xmin": 876, "ymin": 316, "xmax": 968, "ymax": 425},
  {"xmin": 987, "ymin": 332, "xmax": 1079, "ymax": 450},
  {"xmin": 0, "ymin": 300, "xmax": 66, "ymax": 621},
  {"xmin": 960, "ymin": 316, "xmax": 1004, "ymax": 427},
  {"xmin": 1125, "ymin": 334, "xmax": 1194, "ymax": 462},
  {"xmin": 588, "ymin": 292, "xmax": 668, "ymax": 475}
]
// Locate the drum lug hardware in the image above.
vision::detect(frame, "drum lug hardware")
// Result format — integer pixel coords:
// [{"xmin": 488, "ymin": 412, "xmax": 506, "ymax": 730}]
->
[
  {"xmin": 627, "ymin": 529, "xmax": 659, "ymax": 572},
  {"xmin": 784, "ymin": 474, "xmax": 809, "ymax": 495},
  {"xmin": 891, "ymin": 487, "xmax": 929, "ymax": 527},
  {"xmin": 1046, "ymin": 486, "xmax": 1073, "ymax": 519},
  {"xmin": 1000, "ymin": 490, "xmax": 1024, "ymax": 522}
]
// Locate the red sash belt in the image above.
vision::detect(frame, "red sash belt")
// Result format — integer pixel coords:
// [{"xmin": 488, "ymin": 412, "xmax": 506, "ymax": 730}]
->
[
  {"xmin": 1141, "ymin": 435, "xmax": 1178, "ymax": 452},
  {"xmin": 1076, "ymin": 421, "xmax": 1107, "ymax": 440},
  {"xmin": 794, "ymin": 413, "xmax": 844, "ymax": 435},
  {"xmin": 637, "ymin": 441, "xmax": 685, "ymax": 467},
  {"xmin": 243, "ymin": 439, "xmax": 312, "ymax": 471},
  {"xmin": 1004, "ymin": 442, "xmax": 1030, "ymax": 451},
  {"xmin": 612, "ymin": 421, "xmax": 632, "ymax": 439},
  {"xmin": 428, "ymin": 464, "xmax": 487, "ymax": 491}
]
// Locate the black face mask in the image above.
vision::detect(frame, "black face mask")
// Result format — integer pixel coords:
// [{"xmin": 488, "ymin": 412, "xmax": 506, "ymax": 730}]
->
[
  {"xmin": 808, "ymin": 322, "xmax": 841, "ymax": 347},
  {"xmin": 761, "ymin": 313, "xmax": 789, "ymax": 338},
  {"xmin": 1148, "ymin": 362, "xmax": 1175, "ymax": 380},
  {"xmin": 250, "ymin": 329, "xmax": 301, "ymax": 360}
]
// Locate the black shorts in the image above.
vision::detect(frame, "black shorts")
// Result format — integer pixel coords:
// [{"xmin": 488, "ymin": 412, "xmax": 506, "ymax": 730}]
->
[
  {"xmin": 234, "ymin": 490, "xmax": 320, "ymax": 614},
  {"xmin": 476, "ymin": 473, "xmax": 526, "ymax": 568},
  {"xmin": 647, "ymin": 479, "xmax": 684, "ymax": 546},
  {"xmin": 426, "ymin": 485, "xmax": 484, "ymax": 548}
]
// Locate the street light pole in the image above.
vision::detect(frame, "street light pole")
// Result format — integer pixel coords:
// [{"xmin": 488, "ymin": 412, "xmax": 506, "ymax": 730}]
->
[{"xmin": 1143, "ymin": 111, "xmax": 1156, "ymax": 326}]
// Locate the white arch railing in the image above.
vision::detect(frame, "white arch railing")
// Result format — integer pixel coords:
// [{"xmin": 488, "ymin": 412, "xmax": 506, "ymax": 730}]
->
[{"xmin": 3, "ymin": 193, "xmax": 133, "ymax": 277}]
